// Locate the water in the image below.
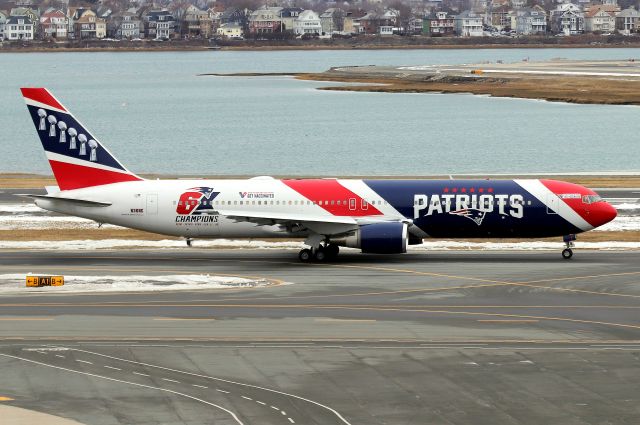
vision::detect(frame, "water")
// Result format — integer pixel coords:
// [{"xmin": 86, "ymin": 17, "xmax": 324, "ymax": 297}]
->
[{"xmin": 1, "ymin": 48, "xmax": 639, "ymax": 176}]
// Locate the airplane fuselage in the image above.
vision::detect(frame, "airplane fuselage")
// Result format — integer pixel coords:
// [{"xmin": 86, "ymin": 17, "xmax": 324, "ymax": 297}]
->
[{"xmin": 35, "ymin": 177, "xmax": 613, "ymax": 241}]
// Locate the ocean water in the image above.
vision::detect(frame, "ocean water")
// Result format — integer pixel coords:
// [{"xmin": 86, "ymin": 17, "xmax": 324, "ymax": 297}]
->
[{"xmin": 1, "ymin": 48, "xmax": 639, "ymax": 176}]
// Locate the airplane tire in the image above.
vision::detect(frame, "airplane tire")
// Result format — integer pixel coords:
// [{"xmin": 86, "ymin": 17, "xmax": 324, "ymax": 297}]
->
[
  {"xmin": 562, "ymin": 248, "xmax": 573, "ymax": 260},
  {"xmin": 325, "ymin": 244, "xmax": 339, "ymax": 258},
  {"xmin": 299, "ymin": 249, "xmax": 312, "ymax": 262},
  {"xmin": 314, "ymin": 248, "xmax": 327, "ymax": 262}
]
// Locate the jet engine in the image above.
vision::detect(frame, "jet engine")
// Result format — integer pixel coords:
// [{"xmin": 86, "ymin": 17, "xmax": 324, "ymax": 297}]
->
[{"xmin": 329, "ymin": 222, "xmax": 408, "ymax": 254}]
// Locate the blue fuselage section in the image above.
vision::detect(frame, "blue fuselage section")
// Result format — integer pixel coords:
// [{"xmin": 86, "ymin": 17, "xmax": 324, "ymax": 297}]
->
[{"xmin": 365, "ymin": 180, "xmax": 583, "ymax": 238}]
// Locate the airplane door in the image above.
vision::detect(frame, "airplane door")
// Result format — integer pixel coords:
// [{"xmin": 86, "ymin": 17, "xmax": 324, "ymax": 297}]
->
[
  {"xmin": 546, "ymin": 194, "xmax": 559, "ymax": 214},
  {"xmin": 146, "ymin": 194, "xmax": 158, "ymax": 215},
  {"xmin": 349, "ymin": 198, "xmax": 356, "ymax": 211}
]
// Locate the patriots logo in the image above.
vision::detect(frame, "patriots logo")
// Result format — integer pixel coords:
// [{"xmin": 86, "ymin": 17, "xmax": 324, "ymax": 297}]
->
[
  {"xmin": 449, "ymin": 209, "xmax": 486, "ymax": 226},
  {"xmin": 176, "ymin": 187, "xmax": 220, "ymax": 215}
]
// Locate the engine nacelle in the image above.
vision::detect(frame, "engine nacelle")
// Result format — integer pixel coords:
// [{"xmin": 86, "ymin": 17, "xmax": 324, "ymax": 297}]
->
[{"xmin": 330, "ymin": 222, "xmax": 408, "ymax": 254}]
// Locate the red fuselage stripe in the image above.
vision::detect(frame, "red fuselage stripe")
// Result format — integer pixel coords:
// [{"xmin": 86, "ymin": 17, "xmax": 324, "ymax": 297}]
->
[{"xmin": 282, "ymin": 179, "xmax": 382, "ymax": 216}]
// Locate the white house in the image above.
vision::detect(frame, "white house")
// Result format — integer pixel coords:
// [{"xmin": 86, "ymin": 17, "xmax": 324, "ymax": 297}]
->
[
  {"xmin": 455, "ymin": 10, "xmax": 483, "ymax": 36},
  {"xmin": 217, "ymin": 23, "xmax": 244, "ymax": 38},
  {"xmin": 294, "ymin": 10, "xmax": 322, "ymax": 35},
  {"xmin": 551, "ymin": 3, "xmax": 584, "ymax": 34},
  {"xmin": 5, "ymin": 15, "xmax": 34, "ymax": 40},
  {"xmin": 584, "ymin": 6, "xmax": 616, "ymax": 32}
]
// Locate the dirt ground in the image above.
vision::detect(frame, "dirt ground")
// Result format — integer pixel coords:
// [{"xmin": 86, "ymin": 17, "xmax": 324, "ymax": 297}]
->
[{"xmin": 296, "ymin": 73, "xmax": 640, "ymax": 105}]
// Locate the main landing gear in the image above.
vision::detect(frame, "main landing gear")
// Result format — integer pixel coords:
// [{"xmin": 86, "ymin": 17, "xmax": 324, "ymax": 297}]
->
[
  {"xmin": 562, "ymin": 234, "xmax": 576, "ymax": 260},
  {"xmin": 298, "ymin": 244, "xmax": 339, "ymax": 262}
]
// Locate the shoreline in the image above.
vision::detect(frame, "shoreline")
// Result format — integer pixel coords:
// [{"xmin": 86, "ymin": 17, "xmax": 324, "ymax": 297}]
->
[
  {"xmin": 2, "ymin": 43, "xmax": 640, "ymax": 54},
  {"xmin": 1, "ymin": 173, "xmax": 640, "ymax": 189}
]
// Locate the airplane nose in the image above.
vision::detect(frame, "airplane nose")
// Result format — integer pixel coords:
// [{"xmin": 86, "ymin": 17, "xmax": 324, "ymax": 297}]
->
[{"xmin": 590, "ymin": 202, "xmax": 617, "ymax": 228}]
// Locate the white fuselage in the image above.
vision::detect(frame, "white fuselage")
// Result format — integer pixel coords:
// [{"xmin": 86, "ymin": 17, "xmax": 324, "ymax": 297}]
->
[{"xmin": 35, "ymin": 178, "xmax": 401, "ymax": 239}]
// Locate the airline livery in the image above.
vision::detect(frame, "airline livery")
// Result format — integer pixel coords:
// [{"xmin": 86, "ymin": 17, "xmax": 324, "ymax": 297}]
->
[{"xmin": 21, "ymin": 88, "xmax": 617, "ymax": 261}]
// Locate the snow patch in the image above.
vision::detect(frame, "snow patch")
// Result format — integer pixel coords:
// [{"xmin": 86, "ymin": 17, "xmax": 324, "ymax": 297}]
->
[{"xmin": 0, "ymin": 273, "xmax": 273, "ymax": 293}]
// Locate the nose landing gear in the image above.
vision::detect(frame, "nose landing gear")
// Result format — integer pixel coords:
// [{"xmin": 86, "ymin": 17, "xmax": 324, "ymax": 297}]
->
[{"xmin": 562, "ymin": 234, "xmax": 576, "ymax": 259}]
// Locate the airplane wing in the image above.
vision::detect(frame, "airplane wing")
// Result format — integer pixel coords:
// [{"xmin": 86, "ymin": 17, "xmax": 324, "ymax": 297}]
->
[{"xmin": 217, "ymin": 209, "xmax": 407, "ymax": 236}]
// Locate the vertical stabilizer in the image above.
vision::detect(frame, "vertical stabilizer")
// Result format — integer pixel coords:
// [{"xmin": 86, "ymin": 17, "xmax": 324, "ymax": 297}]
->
[{"xmin": 21, "ymin": 88, "xmax": 142, "ymax": 190}]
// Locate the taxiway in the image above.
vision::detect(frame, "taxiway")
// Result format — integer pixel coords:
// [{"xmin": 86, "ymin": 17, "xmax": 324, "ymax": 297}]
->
[{"xmin": 1, "ymin": 250, "xmax": 640, "ymax": 424}]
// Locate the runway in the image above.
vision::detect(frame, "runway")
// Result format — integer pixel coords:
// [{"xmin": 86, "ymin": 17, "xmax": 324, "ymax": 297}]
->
[{"xmin": 1, "ymin": 249, "xmax": 640, "ymax": 424}]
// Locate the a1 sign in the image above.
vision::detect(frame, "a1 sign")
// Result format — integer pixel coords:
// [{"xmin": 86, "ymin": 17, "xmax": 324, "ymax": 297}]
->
[{"xmin": 26, "ymin": 275, "xmax": 64, "ymax": 287}]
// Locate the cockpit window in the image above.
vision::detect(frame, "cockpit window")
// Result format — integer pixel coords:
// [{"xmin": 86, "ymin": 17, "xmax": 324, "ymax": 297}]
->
[{"xmin": 582, "ymin": 195, "xmax": 602, "ymax": 204}]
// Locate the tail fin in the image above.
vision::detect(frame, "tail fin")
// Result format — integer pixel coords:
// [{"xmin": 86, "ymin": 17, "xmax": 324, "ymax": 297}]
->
[{"xmin": 21, "ymin": 88, "xmax": 142, "ymax": 191}]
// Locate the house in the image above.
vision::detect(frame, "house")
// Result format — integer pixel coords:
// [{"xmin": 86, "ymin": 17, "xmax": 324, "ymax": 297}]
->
[
  {"xmin": 217, "ymin": 22, "xmax": 243, "ymax": 38},
  {"xmin": 74, "ymin": 10, "xmax": 106, "ymax": 39},
  {"xmin": 0, "ymin": 11, "xmax": 7, "ymax": 40},
  {"xmin": 516, "ymin": 8, "xmax": 547, "ymax": 34},
  {"xmin": 343, "ymin": 12, "xmax": 354, "ymax": 33},
  {"xmin": 144, "ymin": 10, "xmax": 176, "ymax": 39},
  {"xmin": 5, "ymin": 15, "xmax": 34, "ymax": 40},
  {"xmin": 584, "ymin": 5, "xmax": 616, "ymax": 32},
  {"xmin": 379, "ymin": 25, "xmax": 394, "ymax": 35},
  {"xmin": 209, "ymin": 9, "xmax": 222, "ymax": 31},
  {"xmin": 280, "ymin": 8, "xmax": 303, "ymax": 32},
  {"xmin": 10, "ymin": 7, "xmax": 38, "ymax": 23},
  {"xmin": 40, "ymin": 9, "xmax": 68, "ymax": 39},
  {"xmin": 220, "ymin": 7, "xmax": 246, "ymax": 27},
  {"xmin": 490, "ymin": 5, "xmax": 512, "ymax": 31},
  {"xmin": 320, "ymin": 8, "xmax": 345, "ymax": 34},
  {"xmin": 248, "ymin": 6, "xmax": 282, "ymax": 35},
  {"xmin": 550, "ymin": 3, "xmax": 584, "ymax": 34},
  {"xmin": 423, "ymin": 11, "xmax": 455, "ymax": 36},
  {"xmin": 294, "ymin": 10, "xmax": 322, "ymax": 35},
  {"xmin": 616, "ymin": 7, "xmax": 640, "ymax": 34},
  {"xmin": 109, "ymin": 11, "xmax": 142, "ymax": 39},
  {"xmin": 354, "ymin": 11, "xmax": 380, "ymax": 34},
  {"xmin": 407, "ymin": 17, "xmax": 423, "ymax": 35},
  {"xmin": 183, "ymin": 5, "xmax": 212, "ymax": 38},
  {"xmin": 455, "ymin": 10, "xmax": 483, "ymax": 36}
]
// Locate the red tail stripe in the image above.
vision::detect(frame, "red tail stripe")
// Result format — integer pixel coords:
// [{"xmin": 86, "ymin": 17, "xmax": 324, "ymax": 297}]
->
[
  {"xmin": 21, "ymin": 88, "xmax": 67, "ymax": 112},
  {"xmin": 283, "ymin": 179, "xmax": 382, "ymax": 216},
  {"xmin": 49, "ymin": 160, "xmax": 141, "ymax": 190}
]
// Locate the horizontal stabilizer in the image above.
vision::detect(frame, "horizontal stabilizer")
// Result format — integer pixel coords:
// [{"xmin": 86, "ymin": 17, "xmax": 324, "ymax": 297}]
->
[{"xmin": 17, "ymin": 194, "xmax": 112, "ymax": 207}]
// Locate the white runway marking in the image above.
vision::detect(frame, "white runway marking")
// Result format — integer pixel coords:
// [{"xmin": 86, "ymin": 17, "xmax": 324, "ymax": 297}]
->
[
  {"xmin": 0, "ymin": 353, "xmax": 245, "ymax": 425},
  {"xmin": 256, "ymin": 401, "xmax": 266, "ymax": 405},
  {"xmin": 104, "ymin": 365, "xmax": 121, "ymax": 371},
  {"xmin": 74, "ymin": 348, "xmax": 352, "ymax": 425},
  {"xmin": 162, "ymin": 378, "xmax": 180, "ymax": 383},
  {"xmin": 270, "ymin": 405, "xmax": 280, "ymax": 411},
  {"xmin": 217, "ymin": 389, "xmax": 230, "ymax": 394},
  {"xmin": 288, "ymin": 418, "xmax": 295, "ymax": 423},
  {"xmin": 281, "ymin": 411, "xmax": 287, "ymax": 416},
  {"xmin": 55, "ymin": 355, "xmax": 65, "ymax": 358},
  {"xmin": 241, "ymin": 396, "xmax": 253, "ymax": 401},
  {"xmin": 192, "ymin": 384, "xmax": 208, "ymax": 389},
  {"xmin": 76, "ymin": 359, "xmax": 92, "ymax": 364},
  {"xmin": 133, "ymin": 371, "xmax": 150, "ymax": 377}
]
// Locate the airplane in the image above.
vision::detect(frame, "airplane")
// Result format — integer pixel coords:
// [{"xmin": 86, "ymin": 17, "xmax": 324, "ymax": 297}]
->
[{"xmin": 20, "ymin": 88, "xmax": 617, "ymax": 262}]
